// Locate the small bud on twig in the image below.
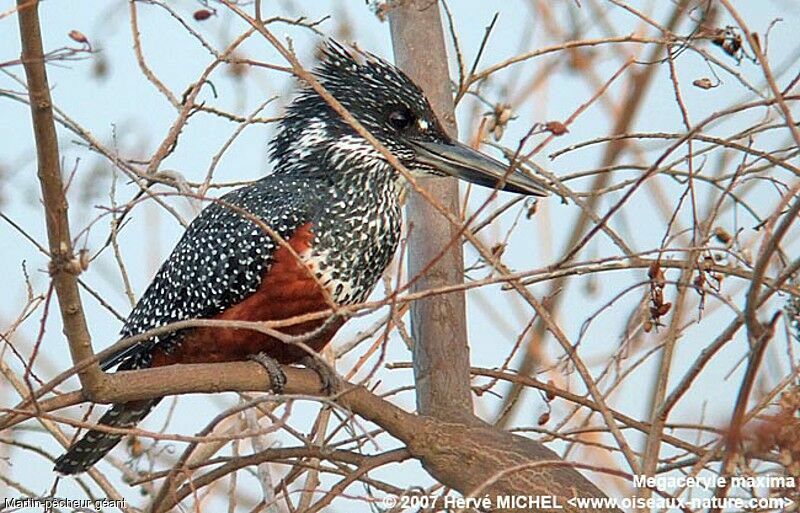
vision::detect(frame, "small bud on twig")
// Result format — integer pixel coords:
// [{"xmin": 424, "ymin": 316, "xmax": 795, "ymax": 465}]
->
[{"xmin": 68, "ymin": 30, "xmax": 89, "ymax": 45}]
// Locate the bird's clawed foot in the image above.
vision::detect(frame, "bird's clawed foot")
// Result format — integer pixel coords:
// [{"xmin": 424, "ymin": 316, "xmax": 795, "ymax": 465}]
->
[
  {"xmin": 247, "ymin": 353, "xmax": 339, "ymax": 395},
  {"xmin": 299, "ymin": 355, "xmax": 339, "ymax": 395},
  {"xmin": 248, "ymin": 352, "xmax": 287, "ymax": 394}
]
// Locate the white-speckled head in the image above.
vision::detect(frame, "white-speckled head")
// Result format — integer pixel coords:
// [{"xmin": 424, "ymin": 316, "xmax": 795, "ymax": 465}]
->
[{"xmin": 270, "ymin": 41, "xmax": 551, "ymax": 197}]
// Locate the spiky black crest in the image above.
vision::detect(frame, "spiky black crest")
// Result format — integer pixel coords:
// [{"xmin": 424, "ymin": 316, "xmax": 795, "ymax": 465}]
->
[
  {"xmin": 313, "ymin": 40, "xmax": 430, "ymax": 114},
  {"xmin": 270, "ymin": 40, "xmax": 448, "ymax": 175}
]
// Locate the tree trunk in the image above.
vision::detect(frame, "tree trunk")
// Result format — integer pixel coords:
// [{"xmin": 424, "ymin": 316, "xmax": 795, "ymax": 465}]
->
[{"xmin": 388, "ymin": 0, "xmax": 475, "ymax": 424}]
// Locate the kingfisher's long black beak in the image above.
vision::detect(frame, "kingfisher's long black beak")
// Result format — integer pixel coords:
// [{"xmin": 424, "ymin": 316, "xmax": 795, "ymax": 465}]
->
[{"xmin": 411, "ymin": 139, "xmax": 550, "ymax": 197}]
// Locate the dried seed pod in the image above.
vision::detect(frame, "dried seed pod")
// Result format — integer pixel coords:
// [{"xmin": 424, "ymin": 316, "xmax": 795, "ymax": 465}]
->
[
  {"xmin": 537, "ymin": 412, "xmax": 550, "ymax": 425},
  {"xmin": 693, "ymin": 78, "xmax": 714, "ymax": 90},
  {"xmin": 78, "ymin": 248, "xmax": 91, "ymax": 271},
  {"xmin": 496, "ymin": 104, "xmax": 513, "ymax": 125},
  {"xmin": 648, "ymin": 260, "xmax": 666, "ymax": 287},
  {"xmin": 193, "ymin": 9, "xmax": 213, "ymax": 21},
  {"xmin": 657, "ymin": 302, "xmax": 672, "ymax": 316},
  {"xmin": 713, "ymin": 226, "xmax": 732, "ymax": 245},
  {"xmin": 68, "ymin": 30, "xmax": 89, "ymax": 45},
  {"xmin": 545, "ymin": 121, "xmax": 568, "ymax": 136},
  {"xmin": 487, "ymin": 103, "xmax": 513, "ymax": 141},
  {"xmin": 712, "ymin": 27, "xmax": 743, "ymax": 61},
  {"xmin": 648, "ymin": 260, "xmax": 660, "ymax": 280}
]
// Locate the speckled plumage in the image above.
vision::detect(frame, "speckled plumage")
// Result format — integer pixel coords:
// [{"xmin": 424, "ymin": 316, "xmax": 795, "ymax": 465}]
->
[
  {"xmin": 54, "ymin": 42, "xmax": 446, "ymax": 475},
  {"xmin": 55, "ymin": 40, "xmax": 551, "ymax": 474}
]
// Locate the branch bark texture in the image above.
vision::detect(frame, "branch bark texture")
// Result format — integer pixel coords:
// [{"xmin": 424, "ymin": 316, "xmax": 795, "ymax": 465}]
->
[
  {"xmin": 388, "ymin": 0, "xmax": 474, "ymax": 421},
  {"xmin": 6, "ymin": 362, "xmax": 614, "ymax": 513},
  {"xmin": 17, "ymin": 0, "xmax": 101, "ymax": 392}
]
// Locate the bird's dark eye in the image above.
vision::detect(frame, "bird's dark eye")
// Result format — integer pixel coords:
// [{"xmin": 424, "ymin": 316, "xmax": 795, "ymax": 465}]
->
[{"xmin": 387, "ymin": 106, "xmax": 413, "ymax": 131}]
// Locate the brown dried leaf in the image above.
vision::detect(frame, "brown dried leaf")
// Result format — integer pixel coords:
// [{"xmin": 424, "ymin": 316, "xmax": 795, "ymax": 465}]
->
[
  {"xmin": 648, "ymin": 260, "xmax": 661, "ymax": 280},
  {"xmin": 648, "ymin": 260, "xmax": 665, "ymax": 287}
]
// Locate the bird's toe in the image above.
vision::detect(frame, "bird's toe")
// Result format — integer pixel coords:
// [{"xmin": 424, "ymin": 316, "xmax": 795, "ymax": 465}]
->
[
  {"xmin": 249, "ymin": 352, "xmax": 287, "ymax": 393},
  {"xmin": 299, "ymin": 355, "xmax": 339, "ymax": 395}
]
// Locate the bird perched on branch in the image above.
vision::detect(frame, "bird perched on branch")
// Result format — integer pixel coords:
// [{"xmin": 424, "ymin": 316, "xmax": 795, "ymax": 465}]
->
[{"xmin": 54, "ymin": 41, "xmax": 549, "ymax": 475}]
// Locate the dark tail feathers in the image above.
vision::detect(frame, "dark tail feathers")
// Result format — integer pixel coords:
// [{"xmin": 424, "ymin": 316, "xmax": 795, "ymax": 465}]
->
[{"xmin": 54, "ymin": 398, "xmax": 160, "ymax": 475}]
